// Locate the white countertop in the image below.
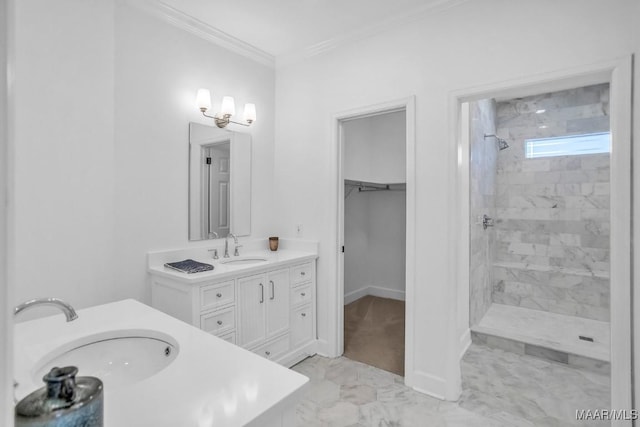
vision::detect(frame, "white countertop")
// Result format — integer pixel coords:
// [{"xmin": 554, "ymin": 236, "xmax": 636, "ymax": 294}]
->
[
  {"xmin": 148, "ymin": 239, "xmax": 318, "ymax": 284},
  {"xmin": 14, "ymin": 299, "xmax": 309, "ymax": 426}
]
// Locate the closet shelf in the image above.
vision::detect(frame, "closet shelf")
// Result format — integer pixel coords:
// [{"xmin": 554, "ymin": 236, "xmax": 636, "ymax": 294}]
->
[{"xmin": 345, "ymin": 179, "xmax": 406, "ymax": 191}]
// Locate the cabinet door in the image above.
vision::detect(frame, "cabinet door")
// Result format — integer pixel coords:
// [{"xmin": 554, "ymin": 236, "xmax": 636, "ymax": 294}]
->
[
  {"xmin": 266, "ymin": 269, "xmax": 290, "ymax": 338},
  {"xmin": 291, "ymin": 304, "xmax": 314, "ymax": 348},
  {"xmin": 238, "ymin": 274, "xmax": 266, "ymax": 348}
]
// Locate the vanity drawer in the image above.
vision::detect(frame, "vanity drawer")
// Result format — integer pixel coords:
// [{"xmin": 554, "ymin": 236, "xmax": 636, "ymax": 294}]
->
[
  {"xmin": 291, "ymin": 283, "xmax": 312, "ymax": 306},
  {"xmin": 200, "ymin": 280, "xmax": 235, "ymax": 312},
  {"xmin": 291, "ymin": 304, "xmax": 313, "ymax": 348},
  {"xmin": 253, "ymin": 334, "xmax": 290, "ymax": 361},
  {"xmin": 218, "ymin": 331, "xmax": 236, "ymax": 345},
  {"xmin": 290, "ymin": 262, "xmax": 312, "ymax": 285},
  {"xmin": 200, "ymin": 307, "xmax": 235, "ymax": 336}
]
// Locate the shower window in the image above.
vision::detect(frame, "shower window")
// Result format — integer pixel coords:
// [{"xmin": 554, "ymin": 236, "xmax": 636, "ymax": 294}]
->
[{"xmin": 525, "ymin": 132, "xmax": 610, "ymax": 159}]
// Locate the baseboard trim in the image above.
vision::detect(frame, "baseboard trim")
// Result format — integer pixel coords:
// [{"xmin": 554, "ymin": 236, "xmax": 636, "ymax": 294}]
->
[
  {"xmin": 406, "ymin": 370, "xmax": 447, "ymax": 400},
  {"xmin": 459, "ymin": 329, "xmax": 471, "ymax": 359},
  {"xmin": 344, "ymin": 286, "xmax": 406, "ymax": 305},
  {"xmin": 278, "ymin": 340, "xmax": 319, "ymax": 367},
  {"xmin": 315, "ymin": 339, "xmax": 334, "ymax": 357}
]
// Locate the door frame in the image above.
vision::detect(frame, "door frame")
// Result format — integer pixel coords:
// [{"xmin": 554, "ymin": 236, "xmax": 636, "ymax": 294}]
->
[
  {"xmin": 332, "ymin": 96, "xmax": 416, "ymax": 384},
  {"xmin": 450, "ymin": 57, "xmax": 633, "ymax": 414}
]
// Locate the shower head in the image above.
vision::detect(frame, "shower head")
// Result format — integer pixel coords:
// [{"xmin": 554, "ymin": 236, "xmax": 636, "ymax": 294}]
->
[{"xmin": 484, "ymin": 134, "xmax": 510, "ymax": 151}]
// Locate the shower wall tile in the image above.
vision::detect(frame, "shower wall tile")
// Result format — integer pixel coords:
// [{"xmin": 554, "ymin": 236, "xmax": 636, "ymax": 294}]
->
[
  {"xmin": 469, "ymin": 99, "xmax": 497, "ymax": 326},
  {"xmin": 581, "ymin": 156, "xmax": 610, "ymax": 170},
  {"xmin": 567, "ymin": 116, "xmax": 610, "ymax": 133},
  {"xmin": 580, "ymin": 234, "xmax": 609, "ymax": 249},
  {"xmin": 471, "ymin": 331, "xmax": 526, "ymax": 355},
  {"xmin": 549, "ymin": 157, "xmax": 581, "ymax": 171},
  {"xmin": 524, "ymin": 344, "xmax": 569, "ymax": 364},
  {"xmin": 581, "ymin": 183, "xmax": 610, "ymax": 196},
  {"xmin": 568, "ymin": 354, "xmax": 610, "ymax": 375},
  {"xmin": 492, "ymin": 84, "xmax": 610, "ymax": 321},
  {"xmin": 497, "ymin": 219, "xmax": 610, "ymax": 236}
]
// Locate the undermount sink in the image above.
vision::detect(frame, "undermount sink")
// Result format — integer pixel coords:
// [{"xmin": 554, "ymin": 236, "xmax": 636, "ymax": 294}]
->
[
  {"xmin": 220, "ymin": 256, "xmax": 268, "ymax": 266},
  {"xmin": 32, "ymin": 329, "xmax": 179, "ymax": 388}
]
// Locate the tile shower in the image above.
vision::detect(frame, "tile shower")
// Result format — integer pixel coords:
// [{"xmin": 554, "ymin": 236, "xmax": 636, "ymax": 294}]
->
[{"xmin": 468, "ymin": 84, "xmax": 611, "ymax": 374}]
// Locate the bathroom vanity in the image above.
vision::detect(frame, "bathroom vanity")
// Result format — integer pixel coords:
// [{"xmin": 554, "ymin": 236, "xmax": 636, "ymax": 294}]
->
[{"xmin": 148, "ymin": 239, "xmax": 318, "ymax": 368}]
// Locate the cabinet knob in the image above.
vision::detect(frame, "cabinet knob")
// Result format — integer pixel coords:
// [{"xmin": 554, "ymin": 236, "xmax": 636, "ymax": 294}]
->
[
  {"xmin": 265, "ymin": 351, "xmax": 271, "ymax": 356},
  {"xmin": 217, "ymin": 320, "xmax": 223, "ymax": 325},
  {"xmin": 301, "ymin": 313, "xmax": 307, "ymax": 317},
  {"xmin": 216, "ymin": 293, "xmax": 222, "ymax": 298},
  {"xmin": 301, "ymin": 272, "xmax": 306, "ymax": 276},
  {"xmin": 301, "ymin": 293, "xmax": 306, "ymax": 297}
]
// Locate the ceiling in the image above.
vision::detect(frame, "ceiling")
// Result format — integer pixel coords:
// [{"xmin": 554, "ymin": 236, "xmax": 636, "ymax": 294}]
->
[{"xmin": 155, "ymin": 0, "xmax": 460, "ymax": 59}]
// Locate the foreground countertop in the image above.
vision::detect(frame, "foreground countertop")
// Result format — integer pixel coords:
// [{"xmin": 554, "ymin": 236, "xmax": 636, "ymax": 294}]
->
[{"xmin": 14, "ymin": 299, "xmax": 309, "ymax": 426}]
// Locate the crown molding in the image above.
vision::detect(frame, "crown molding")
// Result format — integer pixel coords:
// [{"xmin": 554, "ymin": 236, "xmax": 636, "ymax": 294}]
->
[
  {"xmin": 276, "ymin": 0, "xmax": 470, "ymax": 68},
  {"xmin": 128, "ymin": 0, "xmax": 468, "ymax": 70},
  {"xmin": 130, "ymin": 0, "xmax": 275, "ymax": 69}
]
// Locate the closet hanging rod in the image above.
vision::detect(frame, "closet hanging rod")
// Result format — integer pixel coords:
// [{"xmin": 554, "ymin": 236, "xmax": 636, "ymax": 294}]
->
[
  {"xmin": 344, "ymin": 181, "xmax": 406, "ymax": 198},
  {"xmin": 358, "ymin": 185, "xmax": 390, "ymax": 192}
]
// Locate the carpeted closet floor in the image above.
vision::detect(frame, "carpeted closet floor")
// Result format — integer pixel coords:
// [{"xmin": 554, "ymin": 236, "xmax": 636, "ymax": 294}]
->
[{"xmin": 343, "ymin": 295, "xmax": 405, "ymax": 376}]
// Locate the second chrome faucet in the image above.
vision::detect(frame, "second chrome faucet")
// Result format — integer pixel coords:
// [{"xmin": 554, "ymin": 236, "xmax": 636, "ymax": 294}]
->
[{"xmin": 224, "ymin": 233, "xmax": 239, "ymax": 258}]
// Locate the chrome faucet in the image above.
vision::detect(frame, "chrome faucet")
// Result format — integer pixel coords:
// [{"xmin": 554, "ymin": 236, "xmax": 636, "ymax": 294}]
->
[
  {"xmin": 14, "ymin": 297, "xmax": 78, "ymax": 322},
  {"xmin": 224, "ymin": 233, "xmax": 238, "ymax": 258}
]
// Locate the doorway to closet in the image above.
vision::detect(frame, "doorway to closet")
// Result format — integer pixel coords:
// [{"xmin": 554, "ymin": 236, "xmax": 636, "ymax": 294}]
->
[{"xmin": 341, "ymin": 109, "xmax": 407, "ymax": 376}]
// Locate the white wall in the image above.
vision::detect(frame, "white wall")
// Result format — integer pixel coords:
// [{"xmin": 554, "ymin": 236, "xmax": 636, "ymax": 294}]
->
[
  {"xmin": 366, "ymin": 190, "xmax": 406, "ymax": 294},
  {"xmin": 113, "ymin": 2, "xmax": 275, "ymax": 304},
  {"xmin": 1, "ymin": 0, "xmax": 13, "ymax": 423},
  {"xmin": 13, "ymin": 0, "xmax": 116, "ymax": 316},
  {"xmin": 344, "ymin": 189, "xmax": 369, "ymax": 297},
  {"xmin": 343, "ymin": 110, "xmax": 406, "ymax": 183},
  {"xmin": 11, "ymin": 1, "xmax": 275, "ymax": 316},
  {"xmin": 633, "ymin": 0, "xmax": 640, "ymax": 412},
  {"xmin": 344, "ymin": 189, "xmax": 406, "ymax": 302},
  {"xmin": 273, "ymin": 0, "xmax": 637, "ymax": 399}
]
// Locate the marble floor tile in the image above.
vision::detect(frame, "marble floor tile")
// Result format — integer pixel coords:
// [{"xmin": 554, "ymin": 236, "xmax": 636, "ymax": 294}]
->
[
  {"xmin": 340, "ymin": 384, "xmax": 377, "ymax": 406},
  {"xmin": 293, "ymin": 343, "xmax": 610, "ymax": 426},
  {"xmin": 317, "ymin": 401, "xmax": 360, "ymax": 427}
]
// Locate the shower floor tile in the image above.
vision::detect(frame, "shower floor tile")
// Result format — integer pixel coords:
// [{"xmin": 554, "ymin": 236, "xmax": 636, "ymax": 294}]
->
[{"xmin": 472, "ymin": 304, "xmax": 609, "ymax": 361}]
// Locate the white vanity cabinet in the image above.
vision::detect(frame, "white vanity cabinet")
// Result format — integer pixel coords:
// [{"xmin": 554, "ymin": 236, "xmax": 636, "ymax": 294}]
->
[
  {"xmin": 238, "ymin": 268, "xmax": 291, "ymax": 350},
  {"xmin": 150, "ymin": 256, "xmax": 317, "ymax": 368}
]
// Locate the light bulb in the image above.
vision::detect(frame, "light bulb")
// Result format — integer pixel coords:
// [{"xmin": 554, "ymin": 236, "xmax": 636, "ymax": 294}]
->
[
  {"xmin": 243, "ymin": 103, "xmax": 256, "ymax": 124},
  {"xmin": 220, "ymin": 96, "xmax": 235, "ymax": 117},
  {"xmin": 196, "ymin": 88, "xmax": 211, "ymax": 111}
]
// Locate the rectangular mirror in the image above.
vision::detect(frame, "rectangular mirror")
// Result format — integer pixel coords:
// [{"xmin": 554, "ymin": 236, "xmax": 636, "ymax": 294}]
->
[{"xmin": 189, "ymin": 122, "xmax": 251, "ymax": 240}]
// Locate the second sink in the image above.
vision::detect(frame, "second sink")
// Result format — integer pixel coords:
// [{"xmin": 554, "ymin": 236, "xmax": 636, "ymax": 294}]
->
[{"xmin": 220, "ymin": 257, "xmax": 268, "ymax": 266}]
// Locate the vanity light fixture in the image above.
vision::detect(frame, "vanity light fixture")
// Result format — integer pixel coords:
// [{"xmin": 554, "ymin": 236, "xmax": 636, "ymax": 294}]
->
[{"xmin": 196, "ymin": 88, "xmax": 256, "ymax": 128}]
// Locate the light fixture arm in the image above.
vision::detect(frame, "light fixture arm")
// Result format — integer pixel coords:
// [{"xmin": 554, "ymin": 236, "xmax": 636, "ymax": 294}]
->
[{"xmin": 200, "ymin": 109, "xmax": 253, "ymax": 128}]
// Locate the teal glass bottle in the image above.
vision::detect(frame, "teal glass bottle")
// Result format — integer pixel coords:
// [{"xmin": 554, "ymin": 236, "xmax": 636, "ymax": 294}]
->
[{"xmin": 15, "ymin": 366, "xmax": 103, "ymax": 427}]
